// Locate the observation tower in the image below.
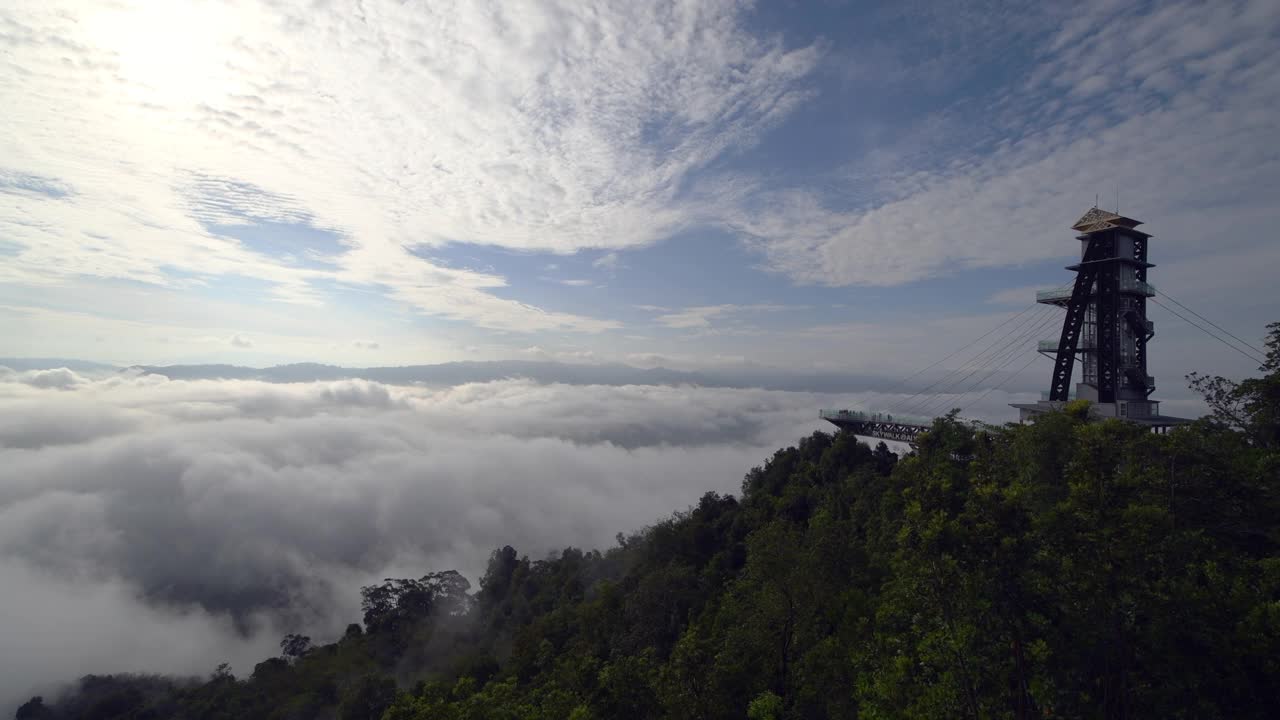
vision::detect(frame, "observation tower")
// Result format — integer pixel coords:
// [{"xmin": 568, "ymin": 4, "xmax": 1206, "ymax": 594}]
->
[{"xmin": 1011, "ymin": 207, "xmax": 1190, "ymax": 432}]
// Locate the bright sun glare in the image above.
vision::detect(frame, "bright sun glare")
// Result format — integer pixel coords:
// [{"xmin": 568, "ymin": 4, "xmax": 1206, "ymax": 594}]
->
[{"xmin": 80, "ymin": 1, "xmax": 239, "ymax": 107}]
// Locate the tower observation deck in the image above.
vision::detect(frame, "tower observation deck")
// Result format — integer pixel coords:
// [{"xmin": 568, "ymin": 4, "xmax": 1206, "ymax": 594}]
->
[
  {"xmin": 821, "ymin": 206, "xmax": 1196, "ymax": 445},
  {"xmin": 1011, "ymin": 207, "xmax": 1190, "ymax": 432}
]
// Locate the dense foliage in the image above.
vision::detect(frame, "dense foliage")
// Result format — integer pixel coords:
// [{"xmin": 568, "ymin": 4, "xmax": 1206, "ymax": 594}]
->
[{"xmin": 19, "ymin": 324, "xmax": 1280, "ymax": 719}]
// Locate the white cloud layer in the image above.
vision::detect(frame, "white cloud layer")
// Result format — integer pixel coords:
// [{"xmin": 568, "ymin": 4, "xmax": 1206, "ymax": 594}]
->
[
  {"xmin": 3, "ymin": 0, "xmax": 1274, "ymax": 370},
  {"xmin": 1, "ymin": 558, "xmax": 280, "ymax": 717},
  {"xmin": 3, "ymin": 338, "xmax": 1214, "ymax": 708},
  {"xmin": 0, "ymin": 0, "xmax": 817, "ymax": 332},
  {"xmin": 0, "ymin": 367, "xmax": 872, "ymax": 709},
  {"xmin": 654, "ymin": 303, "xmax": 794, "ymax": 330},
  {"xmin": 738, "ymin": 0, "xmax": 1280, "ymax": 286}
]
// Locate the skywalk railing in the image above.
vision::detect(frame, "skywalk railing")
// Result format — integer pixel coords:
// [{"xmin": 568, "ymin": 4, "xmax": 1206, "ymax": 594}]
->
[
  {"xmin": 819, "ymin": 409, "xmax": 936, "ymax": 428},
  {"xmin": 1121, "ymin": 279, "xmax": 1157, "ymax": 296},
  {"xmin": 1036, "ymin": 281, "xmax": 1156, "ymax": 303},
  {"xmin": 1036, "ymin": 287, "xmax": 1073, "ymax": 302},
  {"xmin": 1038, "ymin": 339, "xmax": 1097, "ymax": 352}
]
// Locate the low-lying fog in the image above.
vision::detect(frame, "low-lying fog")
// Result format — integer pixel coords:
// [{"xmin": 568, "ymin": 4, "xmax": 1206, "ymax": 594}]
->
[{"xmin": 0, "ymin": 364, "xmax": 1025, "ymax": 709}]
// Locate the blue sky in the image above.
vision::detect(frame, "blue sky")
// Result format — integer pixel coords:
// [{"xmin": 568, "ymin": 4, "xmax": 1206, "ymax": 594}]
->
[{"xmin": 1, "ymin": 0, "xmax": 1276, "ymax": 402}]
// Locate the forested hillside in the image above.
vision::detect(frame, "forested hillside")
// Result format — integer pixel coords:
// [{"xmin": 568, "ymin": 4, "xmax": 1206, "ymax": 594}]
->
[{"xmin": 17, "ymin": 327, "xmax": 1280, "ymax": 720}]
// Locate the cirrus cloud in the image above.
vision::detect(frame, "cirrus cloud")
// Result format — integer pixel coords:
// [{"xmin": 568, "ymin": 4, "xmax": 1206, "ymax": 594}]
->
[
  {"xmin": 738, "ymin": 0, "xmax": 1280, "ymax": 287},
  {"xmin": 0, "ymin": 0, "xmax": 819, "ymax": 333}
]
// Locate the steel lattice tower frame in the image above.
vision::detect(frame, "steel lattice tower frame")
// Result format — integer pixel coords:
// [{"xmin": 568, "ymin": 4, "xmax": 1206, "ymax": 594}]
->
[{"xmin": 1042, "ymin": 208, "xmax": 1157, "ymax": 409}]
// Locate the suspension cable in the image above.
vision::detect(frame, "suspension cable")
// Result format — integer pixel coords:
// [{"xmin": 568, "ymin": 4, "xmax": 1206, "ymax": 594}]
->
[
  {"xmin": 890, "ymin": 305, "xmax": 1056, "ymax": 414},
  {"xmin": 1150, "ymin": 298, "xmax": 1264, "ymax": 366},
  {"xmin": 902, "ymin": 307, "xmax": 1057, "ymax": 416},
  {"xmin": 879, "ymin": 302, "xmax": 1042, "ymax": 397},
  {"xmin": 962, "ymin": 353, "xmax": 1045, "ymax": 414},
  {"xmin": 1155, "ymin": 290, "xmax": 1265, "ymax": 356},
  {"xmin": 901, "ymin": 305, "xmax": 1058, "ymax": 415},
  {"xmin": 914, "ymin": 310, "xmax": 1060, "ymax": 417},
  {"xmin": 922, "ymin": 311, "xmax": 1060, "ymax": 416}
]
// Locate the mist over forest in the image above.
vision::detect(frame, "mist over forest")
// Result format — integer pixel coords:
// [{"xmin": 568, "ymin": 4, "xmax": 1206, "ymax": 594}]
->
[
  {"xmin": 4, "ymin": 327, "xmax": 1279, "ymax": 718},
  {"xmin": 0, "ymin": 362, "xmax": 884, "ymax": 710}
]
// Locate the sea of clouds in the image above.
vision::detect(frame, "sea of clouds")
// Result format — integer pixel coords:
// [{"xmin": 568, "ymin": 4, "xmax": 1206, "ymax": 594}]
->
[{"xmin": 1, "ymin": 365, "xmax": 897, "ymax": 709}]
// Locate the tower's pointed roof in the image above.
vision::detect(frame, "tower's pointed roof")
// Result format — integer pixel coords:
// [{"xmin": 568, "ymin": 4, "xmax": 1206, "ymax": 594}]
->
[{"xmin": 1072, "ymin": 206, "xmax": 1143, "ymax": 233}]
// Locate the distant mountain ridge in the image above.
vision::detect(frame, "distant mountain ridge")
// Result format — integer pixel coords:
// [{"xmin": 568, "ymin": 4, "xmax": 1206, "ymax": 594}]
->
[
  {"xmin": 0, "ymin": 357, "xmax": 118, "ymax": 373},
  {"xmin": 126, "ymin": 360, "xmax": 703, "ymax": 386},
  {"xmin": 126, "ymin": 360, "xmax": 892, "ymax": 393},
  {"xmin": 0, "ymin": 357, "xmax": 1043, "ymax": 395}
]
